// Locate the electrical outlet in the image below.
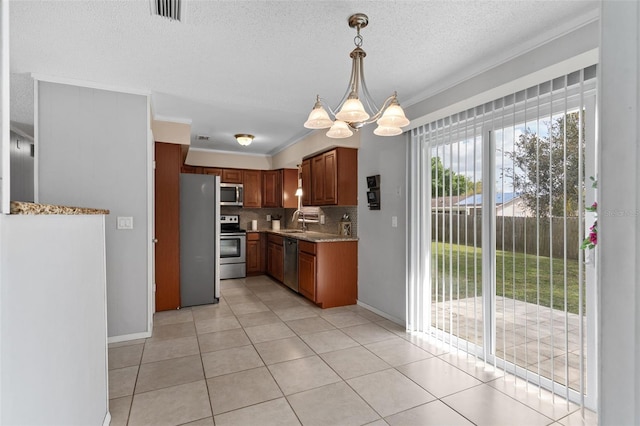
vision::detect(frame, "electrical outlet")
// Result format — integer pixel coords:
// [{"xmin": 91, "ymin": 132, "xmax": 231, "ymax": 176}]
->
[
  {"xmin": 266, "ymin": 214, "xmax": 271, "ymax": 221},
  {"xmin": 391, "ymin": 216, "xmax": 398, "ymax": 228},
  {"xmin": 320, "ymin": 214, "xmax": 325, "ymax": 224}
]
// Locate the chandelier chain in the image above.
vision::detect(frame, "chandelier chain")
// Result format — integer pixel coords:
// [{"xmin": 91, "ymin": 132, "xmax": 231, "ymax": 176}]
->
[{"xmin": 354, "ymin": 33, "xmax": 363, "ymax": 47}]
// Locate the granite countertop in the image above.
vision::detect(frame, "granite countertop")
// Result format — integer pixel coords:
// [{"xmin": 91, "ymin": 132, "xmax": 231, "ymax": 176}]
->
[
  {"xmin": 10, "ymin": 201, "xmax": 110, "ymax": 215},
  {"xmin": 248, "ymin": 228, "xmax": 358, "ymax": 243}
]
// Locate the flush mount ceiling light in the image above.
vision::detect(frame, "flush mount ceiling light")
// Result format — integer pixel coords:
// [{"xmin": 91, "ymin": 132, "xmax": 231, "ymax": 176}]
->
[
  {"xmin": 304, "ymin": 13, "xmax": 410, "ymax": 139},
  {"xmin": 234, "ymin": 134, "xmax": 254, "ymax": 146}
]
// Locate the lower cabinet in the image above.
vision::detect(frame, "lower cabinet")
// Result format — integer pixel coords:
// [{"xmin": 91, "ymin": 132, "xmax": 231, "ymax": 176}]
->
[
  {"xmin": 298, "ymin": 243, "xmax": 317, "ymax": 301},
  {"xmin": 267, "ymin": 234, "xmax": 284, "ymax": 282},
  {"xmin": 298, "ymin": 239, "xmax": 357, "ymax": 308},
  {"xmin": 246, "ymin": 232, "xmax": 263, "ymax": 275}
]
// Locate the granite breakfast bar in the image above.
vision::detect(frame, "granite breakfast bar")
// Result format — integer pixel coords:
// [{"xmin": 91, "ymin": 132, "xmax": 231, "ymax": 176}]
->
[{"xmin": 10, "ymin": 200, "xmax": 110, "ymax": 215}]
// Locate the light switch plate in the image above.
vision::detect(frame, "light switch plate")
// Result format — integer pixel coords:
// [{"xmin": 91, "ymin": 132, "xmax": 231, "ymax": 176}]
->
[
  {"xmin": 320, "ymin": 214, "xmax": 325, "ymax": 224},
  {"xmin": 266, "ymin": 214, "xmax": 271, "ymax": 221},
  {"xmin": 117, "ymin": 216, "xmax": 134, "ymax": 230}
]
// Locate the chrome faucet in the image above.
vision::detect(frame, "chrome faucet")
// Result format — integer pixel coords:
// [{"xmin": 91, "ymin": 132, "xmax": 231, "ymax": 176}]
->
[{"xmin": 291, "ymin": 209, "xmax": 307, "ymax": 232}]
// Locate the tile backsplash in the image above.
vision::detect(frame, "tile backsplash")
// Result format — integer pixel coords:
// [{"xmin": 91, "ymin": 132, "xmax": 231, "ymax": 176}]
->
[
  {"xmin": 221, "ymin": 205, "xmax": 358, "ymax": 237},
  {"xmin": 220, "ymin": 206, "xmax": 285, "ymax": 231},
  {"xmin": 285, "ymin": 206, "xmax": 358, "ymax": 237}
]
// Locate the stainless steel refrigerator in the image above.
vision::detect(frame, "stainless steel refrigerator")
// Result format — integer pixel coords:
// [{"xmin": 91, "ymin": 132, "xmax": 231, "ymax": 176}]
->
[{"xmin": 180, "ymin": 173, "xmax": 221, "ymax": 307}]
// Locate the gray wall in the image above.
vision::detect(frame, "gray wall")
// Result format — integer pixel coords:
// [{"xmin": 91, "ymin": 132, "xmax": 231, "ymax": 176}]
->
[
  {"xmin": 598, "ymin": 1, "xmax": 640, "ymax": 424},
  {"xmin": 357, "ymin": 126, "xmax": 407, "ymax": 323},
  {"xmin": 38, "ymin": 81, "xmax": 149, "ymax": 338}
]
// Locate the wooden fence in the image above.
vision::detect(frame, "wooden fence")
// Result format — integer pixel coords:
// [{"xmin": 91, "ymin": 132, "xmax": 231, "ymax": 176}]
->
[{"xmin": 431, "ymin": 213, "xmax": 582, "ymax": 260}]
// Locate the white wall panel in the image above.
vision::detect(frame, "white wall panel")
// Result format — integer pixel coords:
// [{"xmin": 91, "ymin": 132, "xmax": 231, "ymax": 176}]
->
[{"xmin": 0, "ymin": 214, "xmax": 108, "ymax": 425}]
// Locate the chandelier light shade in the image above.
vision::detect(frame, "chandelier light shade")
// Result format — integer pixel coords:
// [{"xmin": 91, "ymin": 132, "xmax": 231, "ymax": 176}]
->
[
  {"xmin": 303, "ymin": 13, "xmax": 410, "ymax": 138},
  {"xmin": 326, "ymin": 120, "xmax": 354, "ymax": 139},
  {"xmin": 234, "ymin": 134, "xmax": 254, "ymax": 146},
  {"xmin": 303, "ymin": 97, "xmax": 334, "ymax": 129}
]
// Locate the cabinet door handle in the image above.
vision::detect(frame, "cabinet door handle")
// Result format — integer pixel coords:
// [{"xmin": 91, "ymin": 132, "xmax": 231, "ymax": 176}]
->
[{"xmin": 153, "ymin": 238, "xmax": 159, "ymax": 243}]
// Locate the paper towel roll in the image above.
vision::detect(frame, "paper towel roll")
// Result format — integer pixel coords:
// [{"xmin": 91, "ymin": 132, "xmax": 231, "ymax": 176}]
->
[{"xmin": 251, "ymin": 219, "xmax": 258, "ymax": 230}]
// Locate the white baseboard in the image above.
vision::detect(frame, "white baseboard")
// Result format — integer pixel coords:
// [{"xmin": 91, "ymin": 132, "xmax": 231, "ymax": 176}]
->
[
  {"xmin": 356, "ymin": 300, "xmax": 405, "ymax": 327},
  {"xmin": 103, "ymin": 411, "xmax": 111, "ymax": 426},
  {"xmin": 108, "ymin": 330, "xmax": 151, "ymax": 344}
]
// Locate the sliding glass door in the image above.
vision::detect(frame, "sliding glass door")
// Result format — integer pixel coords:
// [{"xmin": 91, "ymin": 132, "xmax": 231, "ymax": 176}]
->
[{"xmin": 409, "ymin": 66, "xmax": 597, "ymax": 410}]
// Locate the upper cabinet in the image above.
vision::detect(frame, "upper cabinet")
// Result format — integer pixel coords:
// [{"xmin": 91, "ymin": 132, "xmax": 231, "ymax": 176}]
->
[
  {"xmin": 181, "ymin": 164, "xmax": 203, "ymax": 174},
  {"xmin": 222, "ymin": 169, "xmax": 243, "ymax": 184},
  {"xmin": 180, "ymin": 165, "xmax": 299, "ymax": 208},
  {"xmin": 301, "ymin": 159, "xmax": 312, "ymax": 207},
  {"xmin": 243, "ymin": 170, "xmax": 262, "ymax": 208},
  {"xmin": 306, "ymin": 147, "xmax": 357, "ymax": 206},
  {"xmin": 203, "ymin": 167, "xmax": 222, "ymax": 177},
  {"xmin": 262, "ymin": 169, "xmax": 297, "ymax": 208}
]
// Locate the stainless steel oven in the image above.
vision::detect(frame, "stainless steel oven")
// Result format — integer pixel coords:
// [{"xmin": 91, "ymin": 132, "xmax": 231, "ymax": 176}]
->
[{"xmin": 220, "ymin": 215, "xmax": 246, "ymax": 279}]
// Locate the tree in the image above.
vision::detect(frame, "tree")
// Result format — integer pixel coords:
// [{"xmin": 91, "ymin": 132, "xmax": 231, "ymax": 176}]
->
[
  {"xmin": 431, "ymin": 157, "xmax": 474, "ymax": 197},
  {"xmin": 504, "ymin": 111, "xmax": 583, "ymax": 217}
]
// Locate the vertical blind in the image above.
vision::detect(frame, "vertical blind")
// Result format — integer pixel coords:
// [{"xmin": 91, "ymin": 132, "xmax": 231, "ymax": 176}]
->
[{"xmin": 407, "ymin": 65, "xmax": 597, "ymax": 410}]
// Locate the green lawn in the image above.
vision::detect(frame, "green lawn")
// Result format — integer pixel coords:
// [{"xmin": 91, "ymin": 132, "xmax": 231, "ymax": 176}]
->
[{"xmin": 431, "ymin": 241, "xmax": 585, "ymax": 314}]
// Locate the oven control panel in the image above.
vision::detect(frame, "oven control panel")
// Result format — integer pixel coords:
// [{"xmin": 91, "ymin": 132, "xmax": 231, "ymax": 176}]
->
[{"xmin": 220, "ymin": 215, "xmax": 239, "ymax": 224}]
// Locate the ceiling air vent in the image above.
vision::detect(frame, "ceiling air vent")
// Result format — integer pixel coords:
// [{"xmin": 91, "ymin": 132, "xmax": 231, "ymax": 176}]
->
[
  {"xmin": 150, "ymin": 0, "xmax": 182, "ymax": 22},
  {"xmin": 196, "ymin": 135, "xmax": 210, "ymax": 141}
]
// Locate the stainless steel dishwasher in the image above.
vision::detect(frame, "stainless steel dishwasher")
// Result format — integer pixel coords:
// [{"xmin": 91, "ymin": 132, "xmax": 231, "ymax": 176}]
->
[{"xmin": 283, "ymin": 237, "xmax": 299, "ymax": 292}]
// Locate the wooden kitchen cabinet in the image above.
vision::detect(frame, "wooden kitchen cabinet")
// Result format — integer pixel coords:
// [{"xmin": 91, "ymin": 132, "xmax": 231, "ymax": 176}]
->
[
  {"xmin": 181, "ymin": 164, "xmax": 203, "ymax": 174},
  {"xmin": 267, "ymin": 234, "xmax": 284, "ymax": 282},
  {"xmin": 308, "ymin": 147, "xmax": 358, "ymax": 206},
  {"xmin": 262, "ymin": 169, "xmax": 298, "ymax": 208},
  {"xmin": 297, "ymin": 239, "xmax": 357, "ymax": 308},
  {"xmin": 222, "ymin": 168, "xmax": 243, "ymax": 183},
  {"xmin": 243, "ymin": 170, "xmax": 262, "ymax": 207},
  {"xmin": 155, "ymin": 142, "xmax": 182, "ymax": 311},
  {"xmin": 262, "ymin": 170, "xmax": 281, "ymax": 208},
  {"xmin": 312, "ymin": 152, "xmax": 334, "ymax": 205},
  {"xmin": 203, "ymin": 167, "xmax": 222, "ymax": 177},
  {"xmin": 246, "ymin": 232, "xmax": 264, "ymax": 275},
  {"xmin": 298, "ymin": 241, "xmax": 317, "ymax": 301},
  {"xmin": 301, "ymin": 159, "xmax": 312, "ymax": 206}
]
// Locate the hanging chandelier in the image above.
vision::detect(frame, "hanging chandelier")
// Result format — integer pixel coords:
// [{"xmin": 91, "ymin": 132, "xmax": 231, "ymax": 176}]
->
[{"xmin": 304, "ymin": 13, "xmax": 410, "ymax": 138}]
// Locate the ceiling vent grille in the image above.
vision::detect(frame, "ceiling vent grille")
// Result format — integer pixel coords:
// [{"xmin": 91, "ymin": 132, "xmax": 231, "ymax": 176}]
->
[
  {"xmin": 151, "ymin": 0, "xmax": 182, "ymax": 22},
  {"xmin": 196, "ymin": 135, "xmax": 210, "ymax": 141}
]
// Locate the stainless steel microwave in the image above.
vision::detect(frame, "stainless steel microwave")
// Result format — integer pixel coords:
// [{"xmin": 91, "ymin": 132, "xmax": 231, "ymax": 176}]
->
[{"xmin": 220, "ymin": 183, "xmax": 244, "ymax": 206}]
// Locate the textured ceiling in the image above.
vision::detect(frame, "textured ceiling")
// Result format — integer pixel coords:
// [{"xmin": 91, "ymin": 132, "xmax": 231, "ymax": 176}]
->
[{"xmin": 9, "ymin": 0, "xmax": 599, "ymax": 155}]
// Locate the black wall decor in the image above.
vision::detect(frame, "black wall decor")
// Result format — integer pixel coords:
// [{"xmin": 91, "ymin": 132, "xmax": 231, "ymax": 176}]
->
[{"xmin": 366, "ymin": 174, "xmax": 380, "ymax": 210}]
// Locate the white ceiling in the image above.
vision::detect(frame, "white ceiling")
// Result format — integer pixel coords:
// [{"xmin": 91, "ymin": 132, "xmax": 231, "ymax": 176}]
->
[{"xmin": 9, "ymin": 0, "xmax": 599, "ymax": 156}]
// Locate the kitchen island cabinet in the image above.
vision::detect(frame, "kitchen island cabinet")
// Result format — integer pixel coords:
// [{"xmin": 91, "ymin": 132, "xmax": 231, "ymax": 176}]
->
[{"xmin": 298, "ymin": 239, "xmax": 357, "ymax": 308}]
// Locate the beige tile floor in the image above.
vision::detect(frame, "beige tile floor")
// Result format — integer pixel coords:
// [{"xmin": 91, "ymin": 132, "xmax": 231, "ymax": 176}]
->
[{"xmin": 108, "ymin": 275, "xmax": 597, "ymax": 426}]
